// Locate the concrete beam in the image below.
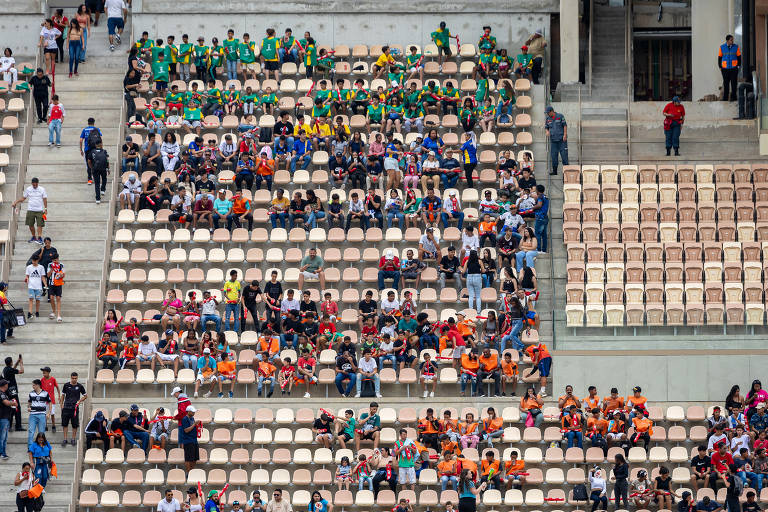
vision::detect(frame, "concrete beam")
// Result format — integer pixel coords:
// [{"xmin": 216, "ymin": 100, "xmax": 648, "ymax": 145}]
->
[
  {"xmin": 0, "ymin": 0, "xmax": 43, "ymax": 14},
  {"xmin": 559, "ymin": 0, "xmax": 579, "ymax": 83},
  {"xmin": 691, "ymin": 0, "xmax": 730, "ymax": 101}
]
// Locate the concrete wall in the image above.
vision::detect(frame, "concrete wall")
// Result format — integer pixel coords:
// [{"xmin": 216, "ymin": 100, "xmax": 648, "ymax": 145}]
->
[
  {"xmin": 0, "ymin": 0, "xmax": 47, "ymax": 57},
  {"xmin": 691, "ymin": 0, "xmax": 730, "ymax": 100},
  {"xmin": 552, "ymin": 352, "xmax": 768, "ymax": 401}
]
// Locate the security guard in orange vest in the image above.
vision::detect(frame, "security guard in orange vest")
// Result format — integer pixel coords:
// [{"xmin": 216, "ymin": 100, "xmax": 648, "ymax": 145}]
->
[{"xmin": 718, "ymin": 34, "xmax": 741, "ymax": 101}]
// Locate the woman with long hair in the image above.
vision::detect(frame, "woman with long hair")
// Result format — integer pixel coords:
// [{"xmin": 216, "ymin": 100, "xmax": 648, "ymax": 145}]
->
[
  {"xmin": 309, "ymin": 490, "xmax": 334, "ymax": 512},
  {"xmin": 28, "ymin": 432, "xmax": 53, "ymax": 487},
  {"xmin": 102, "ymin": 309, "xmax": 121, "ymax": 342},
  {"xmin": 746, "ymin": 379, "xmax": 768, "ymax": 418},
  {"xmin": 520, "ymin": 386, "xmax": 544, "ymax": 427},
  {"xmin": 458, "ymin": 468, "xmax": 486, "ymax": 512},
  {"xmin": 67, "ymin": 19, "xmax": 83, "ymax": 77},
  {"xmin": 515, "ymin": 227, "xmax": 538, "ymax": 272},
  {"xmin": 612, "ymin": 453, "xmax": 629, "ymax": 509},
  {"xmin": 481, "ymin": 248, "xmax": 496, "ymax": 287},
  {"xmin": 39, "ymin": 19, "xmax": 61, "ymax": 76},
  {"xmin": 461, "ymin": 250, "xmax": 485, "ymax": 313},
  {"xmin": 15, "ymin": 462, "xmax": 35, "ymax": 512},
  {"xmin": 74, "ymin": 4, "xmax": 90, "ymax": 62},
  {"xmin": 725, "ymin": 385, "xmax": 744, "ymax": 414}
]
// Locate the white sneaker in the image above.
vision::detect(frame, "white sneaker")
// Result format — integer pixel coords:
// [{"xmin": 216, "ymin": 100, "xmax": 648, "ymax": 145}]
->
[
  {"xmin": 96, "ymin": 200, "xmax": 101, "ymax": 204},
  {"xmin": 423, "ymin": 390, "xmax": 428, "ymax": 398},
  {"xmin": 48, "ymin": 142, "xmax": 53, "ymax": 147},
  {"xmin": 56, "ymin": 317, "xmax": 62, "ymax": 323},
  {"xmin": 429, "ymin": 391, "xmax": 434, "ymax": 397},
  {"xmin": 203, "ymin": 391, "xmax": 211, "ymax": 398},
  {"xmin": 540, "ymin": 391, "xmax": 548, "ymax": 397},
  {"xmin": 376, "ymin": 393, "xmax": 382, "ymax": 398},
  {"xmin": 304, "ymin": 392, "xmax": 311, "ymax": 398},
  {"xmin": 193, "ymin": 391, "xmax": 198, "ymax": 398},
  {"xmin": 354, "ymin": 393, "xmax": 361, "ymax": 398},
  {"xmin": 48, "ymin": 313, "xmax": 55, "ymax": 319}
]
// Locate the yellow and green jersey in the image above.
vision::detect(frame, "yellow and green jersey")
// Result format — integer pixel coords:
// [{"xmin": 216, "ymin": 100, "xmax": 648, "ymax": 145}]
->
[
  {"xmin": 239, "ymin": 41, "xmax": 256, "ymax": 63},
  {"xmin": 223, "ymin": 37, "xmax": 239, "ymax": 61},
  {"xmin": 261, "ymin": 37, "xmax": 278, "ymax": 61},
  {"xmin": 177, "ymin": 43, "xmax": 193, "ymax": 64}
]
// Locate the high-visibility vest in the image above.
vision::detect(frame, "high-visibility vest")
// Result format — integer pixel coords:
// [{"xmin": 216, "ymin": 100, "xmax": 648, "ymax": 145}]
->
[{"xmin": 719, "ymin": 43, "xmax": 740, "ymax": 69}]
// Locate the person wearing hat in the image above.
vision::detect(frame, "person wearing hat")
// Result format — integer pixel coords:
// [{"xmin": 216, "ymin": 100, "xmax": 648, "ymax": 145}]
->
[
  {"xmin": 378, "ymin": 249, "xmax": 401, "ymax": 291},
  {"xmin": 84, "ymin": 410, "xmax": 109, "ymax": 454},
  {"xmin": 180, "ymin": 405, "xmax": 201, "ymax": 472},
  {"xmin": 119, "ymin": 172, "xmax": 143, "ymax": 211},
  {"xmin": 514, "ymin": 45, "xmax": 533, "ymax": 78},
  {"xmin": 121, "ymin": 135, "xmax": 141, "ymax": 174},
  {"xmin": 662, "ymin": 95, "xmax": 685, "ymax": 156},
  {"xmin": 524, "ymin": 29, "xmax": 547, "ymax": 84},
  {"xmin": 544, "ymin": 105, "xmax": 567, "ymax": 176}
]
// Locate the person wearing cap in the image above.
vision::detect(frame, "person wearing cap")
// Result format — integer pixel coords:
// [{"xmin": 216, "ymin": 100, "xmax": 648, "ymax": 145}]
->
[
  {"xmin": 121, "ymin": 135, "xmax": 140, "ymax": 174},
  {"xmin": 441, "ymin": 189, "xmax": 465, "ymax": 231},
  {"xmin": 378, "ymin": 249, "xmax": 401, "ymax": 291},
  {"xmin": 750, "ymin": 403, "xmax": 768, "ymax": 436},
  {"xmin": 194, "ymin": 348, "xmax": 218, "ymax": 398},
  {"xmin": 84, "ymin": 410, "xmax": 109, "ymax": 454},
  {"xmin": 662, "ymin": 95, "xmax": 685, "ymax": 156},
  {"xmin": 514, "ymin": 45, "xmax": 533, "ymax": 78},
  {"xmin": 544, "ymin": 105, "xmax": 567, "ymax": 176},
  {"xmin": 119, "ymin": 172, "xmax": 142, "ymax": 211},
  {"xmin": 524, "ymin": 29, "xmax": 547, "ymax": 84}
]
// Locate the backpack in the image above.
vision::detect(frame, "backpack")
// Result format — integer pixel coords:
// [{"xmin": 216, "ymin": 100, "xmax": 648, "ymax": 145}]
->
[
  {"xmin": 258, "ymin": 126, "xmax": 273, "ymax": 143},
  {"xmin": 87, "ymin": 128, "xmax": 102, "ymax": 148},
  {"xmin": 91, "ymin": 149, "xmax": 109, "ymax": 171},
  {"xmin": 572, "ymin": 484, "xmax": 588, "ymax": 502},
  {"xmin": 359, "ymin": 377, "xmax": 376, "ymax": 398},
  {"xmin": 733, "ymin": 474, "xmax": 744, "ymax": 496}
]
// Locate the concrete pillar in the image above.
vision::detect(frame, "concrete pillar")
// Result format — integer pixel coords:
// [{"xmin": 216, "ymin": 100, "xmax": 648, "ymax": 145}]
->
[
  {"xmin": 692, "ymin": 0, "xmax": 730, "ymax": 100},
  {"xmin": 560, "ymin": 0, "xmax": 580, "ymax": 83}
]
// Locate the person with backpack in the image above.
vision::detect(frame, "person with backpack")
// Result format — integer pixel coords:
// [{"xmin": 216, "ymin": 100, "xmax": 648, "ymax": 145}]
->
[
  {"xmin": 79, "ymin": 117, "xmax": 102, "ymax": 184},
  {"xmin": 87, "ymin": 142, "xmax": 110, "ymax": 204},
  {"xmin": 722, "ymin": 463, "xmax": 743, "ymax": 512}
]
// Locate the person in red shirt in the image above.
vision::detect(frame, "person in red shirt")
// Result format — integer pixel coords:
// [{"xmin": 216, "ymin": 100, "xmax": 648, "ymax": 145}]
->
[
  {"xmin": 378, "ymin": 249, "xmax": 401, "ymax": 291},
  {"xmin": 662, "ymin": 96, "xmax": 685, "ymax": 156},
  {"xmin": 711, "ymin": 441, "xmax": 734, "ymax": 475},
  {"xmin": 40, "ymin": 366, "xmax": 60, "ymax": 432}
]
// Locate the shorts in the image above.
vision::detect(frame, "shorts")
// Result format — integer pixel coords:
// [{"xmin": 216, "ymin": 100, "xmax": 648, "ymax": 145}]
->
[
  {"xmin": 243, "ymin": 62, "xmax": 257, "ymax": 71},
  {"xmin": 157, "ymin": 353, "xmax": 178, "ymax": 361},
  {"xmin": 169, "ymin": 63, "xmax": 177, "ymax": 74},
  {"xmin": 44, "ymin": 48, "xmax": 58, "ymax": 55},
  {"xmin": 48, "ymin": 285, "xmax": 62, "ymax": 297},
  {"xmin": 107, "ymin": 17, "xmax": 124, "ymax": 36},
  {"xmin": 359, "ymin": 430, "xmax": 377, "ymax": 440},
  {"xmin": 538, "ymin": 357, "xmax": 552, "ymax": 377},
  {"xmin": 183, "ymin": 442, "xmax": 200, "ymax": 462},
  {"xmin": 438, "ymin": 45, "xmax": 452, "ymax": 57},
  {"xmin": 398, "ymin": 467, "xmax": 416, "ymax": 484},
  {"xmin": 264, "ymin": 60, "xmax": 279, "ymax": 71},
  {"xmin": 316, "ymin": 432, "xmax": 333, "ymax": 441},
  {"xmin": 49, "ymin": 404, "xmax": 57, "ymax": 415},
  {"xmin": 183, "ymin": 120, "xmax": 201, "ymax": 129},
  {"xmin": 421, "ymin": 375, "xmax": 435, "ymax": 382},
  {"xmin": 453, "ymin": 346, "xmax": 465, "ymax": 359},
  {"xmin": 302, "ymin": 271, "xmax": 319, "ymax": 280},
  {"xmin": 339, "ymin": 432, "xmax": 352, "ymax": 442},
  {"xmin": 197, "ymin": 372, "xmax": 216, "ymax": 383},
  {"xmin": 606, "ymin": 432, "xmax": 624, "ymax": 440},
  {"xmin": 151, "ymin": 432, "xmax": 169, "ymax": 441},
  {"xmin": 28, "ymin": 288, "xmax": 43, "ymax": 300},
  {"xmin": 62, "ymin": 407, "xmax": 79, "ymax": 428},
  {"xmin": 25, "ymin": 210, "xmax": 45, "ymax": 227},
  {"xmin": 155, "ymin": 81, "xmax": 168, "ymax": 91},
  {"xmin": 372, "ymin": 64, "xmax": 384, "ymax": 72}
]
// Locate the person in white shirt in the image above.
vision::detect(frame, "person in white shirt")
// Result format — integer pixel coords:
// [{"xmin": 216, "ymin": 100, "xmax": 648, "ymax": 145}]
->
[
  {"xmin": 12, "ymin": 178, "xmax": 48, "ymax": 244},
  {"xmin": 136, "ymin": 336, "xmax": 158, "ymax": 372},
  {"xmin": 380, "ymin": 291, "xmax": 400, "ymax": 318},
  {"xmin": 441, "ymin": 190, "xmax": 464, "ymax": 231},
  {"xmin": 120, "ymin": 174, "xmax": 143, "ymax": 211},
  {"xmin": 280, "ymin": 289, "xmax": 300, "ymax": 314},
  {"xmin": 25, "ymin": 254, "xmax": 46, "ymax": 319},
  {"xmin": 346, "ymin": 192, "xmax": 367, "ymax": 231},
  {"xmin": 160, "ymin": 132, "xmax": 180, "ymax": 171},
  {"xmin": 589, "ymin": 466, "xmax": 607, "ymax": 511},
  {"xmin": 217, "ymin": 135, "xmax": 237, "ymax": 170},
  {"xmin": 157, "ymin": 489, "xmax": 181, "ymax": 512},
  {"xmin": 499, "ymin": 205, "xmax": 525, "ymax": 239},
  {"xmin": 104, "ymin": 0, "xmax": 127, "ymax": 51},
  {"xmin": 460, "ymin": 225, "xmax": 480, "ymax": 261},
  {"xmin": 0, "ymin": 48, "xmax": 17, "ymax": 84},
  {"xmin": 355, "ymin": 349, "xmax": 381, "ymax": 398},
  {"xmin": 15, "ymin": 463, "xmax": 35, "ymax": 510}
]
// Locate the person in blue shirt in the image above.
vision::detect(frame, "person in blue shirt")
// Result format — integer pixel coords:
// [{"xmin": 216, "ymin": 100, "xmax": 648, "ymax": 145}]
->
[
  {"xmin": 235, "ymin": 153, "xmax": 255, "ymax": 190},
  {"xmin": 460, "ymin": 132, "xmax": 478, "ymax": 187},
  {"xmin": 79, "ymin": 117, "xmax": 102, "ymax": 184},
  {"xmin": 28, "ymin": 432, "xmax": 53, "ymax": 487},
  {"xmin": 290, "ymin": 130, "xmax": 312, "ymax": 174},
  {"xmin": 532, "ymin": 184, "xmax": 549, "ymax": 254},
  {"xmin": 420, "ymin": 129, "xmax": 443, "ymax": 162},
  {"xmin": 205, "ymin": 490, "xmax": 220, "ymax": 512},
  {"xmin": 439, "ymin": 148, "xmax": 461, "ymax": 189}
]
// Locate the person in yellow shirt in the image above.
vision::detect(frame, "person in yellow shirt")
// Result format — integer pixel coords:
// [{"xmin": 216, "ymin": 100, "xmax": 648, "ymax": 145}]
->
[
  {"xmin": 293, "ymin": 114, "xmax": 313, "ymax": 137},
  {"xmin": 311, "ymin": 117, "xmax": 332, "ymax": 151},
  {"xmin": 222, "ymin": 270, "xmax": 241, "ymax": 332},
  {"xmin": 216, "ymin": 351, "xmax": 237, "ymax": 398},
  {"xmin": 372, "ymin": 45, "xmax": 397, "ymax": 80},
  {"xmin": 256, "ymin": 352, "xmax": 277, "ymax": 397}
]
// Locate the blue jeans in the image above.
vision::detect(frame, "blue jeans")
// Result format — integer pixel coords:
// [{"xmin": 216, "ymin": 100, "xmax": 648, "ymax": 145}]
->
[
  {"xmin": 254, "ymin": 174, "xmax": 273, "ymax": 191},
  {"xmin": 460, "ymin": 373, "xmax": 478, "ymax": 395},
  {"xmin": 466, "ymin": 274, "xmax": 483, "ymax": 312},
  {"xmin": 516, "ymin": 250, "xmax": 538, "ymax": 272},
  {"xmin": 279, "ymin": 47, "xmax": 298, "ymax": 63},
  {"xmin": 335, "ymin": 372, "xmax": 356, "ymax": 396},
  {"xmin": 182, "ymin": 354, "xmax": 198, "ymax": 369},
  {"xmin": 28, "ymin": 414, "xmax": 46, "ymax": 448},
  {"xmin": 0, "ymin": 309, "xmax": 5, "ymax": 342},
  {"xmin": 378, "ymin": 270, "xmax": 400, "ymax": 290},
  {"xmin": 534, "ymin": 217, "xmax": 549, "ymax": 253},
  {"xmin": 257, "ymin": 375, "xmax": 275, "ymax": 395},
  {"xmin": 565, "ymin": 430, "xmax": 583, "ymax": 448},
  {"xmin": 290, "ymin": 154, "xmax": 311, "ymax": 173},
  {"xmin": 81, "ymin": 27, "xmax": 87, "ymax": 58},
  {"xmin": 501, "ymin": 318, "xmax": 524, "ymax": 353},
  {"xmin": 0, "ymin": 418, "xmax": 8, "ymax": 456},
  {"xmin": 740, "ymin": 471, "xmax": 761, "ymax": 492},
  {"xmin": 378, "ymin": 354, "xmax": 396, "ymax": 370},
  {"xmin": 200, "ymin": 314, "xmax": 221, "ymax": 332},
  {"xmin": 226, "ymin": 59, "xmax": 238, "ymax": 80},
  {"xmin": 419, "ymin": 333, "xmax": 438, "ymax": 351},
  {"xmin": 441, "ymin": 211, "xmax": 464, "ymax": 230},
  {"xmin": 48, "ymin": 119, "xmax": 62, "ymax": 144},
  {"xmin": 270, "ymin": 211, "xmax": 289, "ymax": 229},
  {"xmin": 273, "ymin": 136, "xmax": 295, "ymax": 148},
  {"xmin": 290, "ymin": 213, "xmax": 306, "ymax": 229},
  {"xmin": 280, "ymin": 333, "xmax": 298, "ymax": 350},
  {"xmin": 121, "ymin": 156, "xmax": 140, "ymax": 173},
  {"xmin": 68, "ymin": 40, "xmax": 82, "ymax": 74},
  {"xmin": 124, "ymin": 429, "xmax": 150, "ymax": 451},
  {"xmin": 224, "ymin": 303, "xmax": 240, "ymax": 331},
  {"xmin": 308, "ymin": 210, "xmax": 325, "ymax": 228},
  {"xmin": 440, "ymin": 173, "xmax": 459, "ymax": 189},
  {"xmin": 665, "ymin": 123, "xmax": 681, "ymax": 150},
  {"xmin": 34, "ymin": 457, "xmax": 50, "ymax": 487},
  {"xmin": 387, "ymin": 211, "xmax": 404, "ymax": 229},
  {"xmin": 550, "ymin": 139, "xmax": 568, "ymax": 173},
  {"xmin": 359, "ymin": 476, "xmax": 373, "ymax": 491},
  {"xmin": 441, "ymin": 475, "xmax": 458, "ymax": 491}
]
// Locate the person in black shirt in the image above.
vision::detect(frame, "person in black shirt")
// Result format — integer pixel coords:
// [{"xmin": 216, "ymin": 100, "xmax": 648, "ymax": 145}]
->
[
  {"xmin": 497, "ymin": 151, "xmax": 518, "ymax": 175},
  {"xmin": 60, "ymin": 372, "xmax": 87, "ymax": 447},
  {"xmin": 338, "ymin": 337, "xmax": 357, "ymax": 358},
  {"xmin": 121, "ymin": 136, "xmax": 141, "ymax": 174},
  {"xmin": 2, "ymin": 356, "xmax": 22, "ymax": 431},
  {"xmin": 329, "ymin": 152, "xmax": 348, "ymax": 188},
  {"xmin": 335, "ymin": 353, "xmax": 357, "ymax": 397},
  {"xmin": 273, "ymin": 111, "xmax": 295, "ymax": 148},
  {"xmin": 300, "ymin": 290, "xmax": 317, "ymax": 316},
  {"xmin": 357, "ymin": 291, "xmax": 378, "ymax": 330},
  {"xmin": 724, "ymin": 465, "xmax": 740, "ymax": 512},
  {"xmin": 364, "ymin": 187, "xmax": 384, "ymax": 229},
  {"xmin": 240, "ymin": 280, "xmax": 263, "ymax": 331},
  {"xmin": 313, "ymin": 413, "xmax": 334, "ymax": 448},
  {"xmin": 84, "ymin": 410, "xmax": 109, "ymax": 454},
  {"xmin": 696, "ymin": 496, "xmax": 723, "ymax": 512},
  {"xmin": 280, "ymin": 310, "xmax": 302, "ymax": 350},
  {"xmin": 438, "ymin": 246, "xmax": 461, "ymax": 289},
  {"xmin": 691, "ymin": 445, "xmax": 714, "ymax": 491},
  {"xmin": 194, "ymin": 174, "xmax": 216, "ymax": 201},
  {"xmin": 0, "ymin": 379, "xmax": 17, "ymax": 458},
  {"xmin": 516, "ymin": 168, "xmax": 536, "ymax": 193},
  {"xmin": 123, "ymin": 68, "xmax": 141, "ymax": 123},
  {"xmin": 743, "ymin": 491, "xmax": 761, "ymax": 512},
  {"xmin": 263, "ymin": 271, "xmax": 283, "ymax": 326},
  {"xmin": 289, "ymin": 191, "xmax": 308, "ymax": 229},
  {"xmin": 29, "ymin": 68, "xmax": 52, "ymax": 123}
]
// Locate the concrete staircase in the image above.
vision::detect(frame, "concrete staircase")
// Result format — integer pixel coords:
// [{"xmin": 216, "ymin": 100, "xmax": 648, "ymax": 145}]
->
[{"xmin": 0, "ymin": 15, "xmax": 127, "ymax": 512}]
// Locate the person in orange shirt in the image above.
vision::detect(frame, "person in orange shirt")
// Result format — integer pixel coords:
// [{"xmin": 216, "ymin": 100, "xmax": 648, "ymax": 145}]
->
[
  {"xmin": 256, "ymin": 352, "xmax": 276, "ymax": 397},
  {"xmin": 500, "ymin": 352, "xmax": 518, "ymax": 396},
  {"xmin": 254, "ymin": 327, "xmax": 281, "ymax": 366},
  {"xmin": 478, "ymin": 347, "xmax": 501, "ymax": 397},
  {"xmin": 502, "ymin": 450, "xmax": 526, "ymax": 490},
  {"xmin": 605, "ymin": 411, "xmax": 627, "ymax": 449},
  {"xmin": 418, "ymin": 407, "xmax": 441, "ymax": 451},
  {"xmin": 630, "ymin": 406, "xmax": 653, "ymax": 450},
  {"xmin": 602, "ymin": 387, "xmax": 625, "ymax": 415},
  {"xmin": 216, "ymin": 351, "xmax": 237, "ymax": 398},
  {"xmin": 561, "ymin": 405, "xmax": 583, "ymax": 448},
  {"xmin": 460, "ymin": 350, "xmax": 480, "ymax": 396},
  {"xmin": 479, "ymin": 213, "xmax": 497, "ymax": 248},
  {"xmin": 254, "ymin": 149, "xmax": 275, "ymax": 191},
  {"xmin": 626, "ymin": 386, "xmax": 648, "ymax": 420},
  {"xmin": 558, "ymin": 384, "xmax": 581, "ymax": 411},
  {"xmin": 96, "ymin": 333, "xmax": 118, "ymax": 370},
  {"xmin": 520, "ymin": 387, "xmax": 544, "ymax": 427},
  {"xmin": 524, "ymin": 342, "xmax": 551, "ymax": 397},
  {"xmin": 456, "ymin": 312, "xmax": 476, "ymax": 342},
  {"xmin": 481, "ymin": 406, "xmax": 504, "ymax": 448},
  {"xmin": 586, "ymin": 408, "xmax": 608, "ymax": 455},
  {"xmin": 229, "ymin": 188, "xmax": 254, "ymax": 230},
  {"xmin": 480, "ymin": 450, "xmax": 501, "ymax": 489},
  {"xmin": 437, "ymin": 450, "xmax": 460, "ymax": 491},
  {"xmin": 584, "ymin": 385, "xmax": 600, "ymax": 411},
  {"xmin": 459, "ymin": 412, "xmax": 479, "ymax": 449}
]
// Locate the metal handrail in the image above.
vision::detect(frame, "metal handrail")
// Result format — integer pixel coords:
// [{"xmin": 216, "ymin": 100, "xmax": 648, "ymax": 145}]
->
[{"xmin": 754, "ymin": 69, "xmax": 761, "ymax": 138}]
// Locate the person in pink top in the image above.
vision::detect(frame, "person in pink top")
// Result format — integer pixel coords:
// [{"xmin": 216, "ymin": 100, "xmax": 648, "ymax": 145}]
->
[
  {"xmin": 161, "ymin": 289, "xmax": 183, "ymax": 330},
  {"xmin": 746, "ymin": 379, "xmax": 768, "ymax": 418}
]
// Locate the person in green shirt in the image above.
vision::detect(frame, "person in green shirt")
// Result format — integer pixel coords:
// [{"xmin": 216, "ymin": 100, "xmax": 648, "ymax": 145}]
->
[
  {"xmin": 165, "ymin": 84, "xmax": 185, "ymax": 115},
  {"xmin": 387, "ymin": 64, "xmax": 405, "ymax": 89},
  {"xmin": 241, "ymin": 86, "xmax": 257, "ymax": 116},
  {"xmin": 166, "ymin": 36, "xmax": 178, "ymax": 81},
  {"xmin": 152, "ymin": 52, "xmax": 169, "ymax": 93},
  {"xmin": 193, "ymin": 36, "xmax": 209, "ymax": 81},
  {"xmin": 182, "ymin": 101, "xmax": 203, "ymax": 135},
  {"xmin": 177, "ymin": 34, "xmax": 193, "ymax": 82},
  {"xmin": 479, "ymin": 97, "xmax": 496, "ymax": 133},
  {"xmin": 385, "ymin": 97, "xmax": 404, "ymax": 134},
  {"xmin": 475, "ymin": 77, "xmax": 489, "ymax": 103},
  {"xmin": 260, "ymin": 86, "xmax": 277, "ymax": 115},
  {"xmin": 441, "ymin": 80, "xmax": 460, "ymax": 116},
  {"xmin": 148, "ymin": 99, "xmax": 166, "ymax": 134},
  {"xmin": 497, "ymin": 48, "xmax": 513, "ymax": 79},
  {"xmin": 404, "ymin": 82, "xmax": 422, "ymax": 108},
  {"xmin": 351, "ymin": 78, "xmax": 370, "ymax": 116},
  {"xmin": 473, "ymin": 48, "xmax": 498, "ymax": 81},
  {"xmin": 238, "ymin": 33, "xmax": 257, "ymax": 80},
  {"xmin": 430, "ymin": 21, "xmax": 453, "ymax": 66},
  {"xmin": 311, "ymin": 98, "xmax": 331, "ymax": 119},
  {"xmin": 304, "ymin": 37, "xmax": 318, "ymax": 79},
  {"xmin": 403, "ymin": 102, "xmax": 424, "ymax": 133},
  {"xmin": 185, "ymin": 81, "xmax": 204, "ymax": 108},
  {"xmin": 332, "ymin": 79, "xmax": 351, "ymax": 116},
  {"xmin": 478, "ymin": 26, "xmax": 497, "ymax": 52},
  {"xmin": 514, "ymin": 45, "xmax": 533, "ymax": 79},
  {"xmin": 279, "ymin": 28, "xmax": 298, "ymax": 63},
  {"xmin": 261, "ymin": 28, "xmax": 280, "ymax": 81},
  {"xmin": 208, "ymin": 38, "xmax": 223, "ymax": 81},
  {"xmin": 366, "ymin": 95, "xmax": 384, "ymax": 134},
  {"xmin": 406, "ymin": 45, "xmax": 424, "ymax": 82},
  {"xmin": 334, "ymin": 410, "xmax": 357, "ymax": 450},
  {"xmin": 223, "ymin": 84, "xmax": 240, "ymax": 115},
  {"xmin": 314, "ymin": 80, "xmax": 333, "ymax": 105},
  {"xmin": 497, "ymin": 80, "xmax": 516, "ymax": 123},
  {"xmin": 420, "ymin": 80, "xmax": 440, "ymax": 115},
  {"xmin": 316, "ymin": 47, "xmax": 334, "ymax": 80},
  {"xmin": 135, "ymin": 31, "xmax": 153, "ymax": 60},
  {"xmin": 150, "ymin": 39, "xmax": 165, "ymax": 63},
  {"xmin": 222, "ymin": 29, "xmax": 239, "ymax": 80},
  {"xmin": 203, "ymin": 79, "xmax": 221, "ymax": 116},
  {"xmin": 459, "ymin": 97, "xmax": 477, "ymax": 132}
]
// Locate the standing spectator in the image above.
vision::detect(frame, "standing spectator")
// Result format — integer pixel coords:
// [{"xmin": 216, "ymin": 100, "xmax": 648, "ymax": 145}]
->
[
  {"xmin": 28, "ymin": 433, "xmax": 53, "ymax": 487},
  {"xmin": 46, "ymin": 94, "xmax": 65, "ymax": 148},
  {"xmin": 28, "ymin": 68, "xmax": 51, "ymax": 124},
  {"xmin": 66, "ymin": 19, "xmax": 84, "ymax": 78},
  {"xmin": 88, "ymin": 142, "xmax": 110, "ymax": 204},
  {"xmin": 663, "ymin": 96, "xmax": 685, "ymax": 157},
  {"xmin": 25, "ymin": 254, "xmax": 46, "ymax": 319},
  {"xmin": 524, "ymin": 29, "xmax": 547, "ymax": 84},
  {"xmin": 461, "ymin": 250, "xmax": 485, "ymax": 313},
  {"xmin": 239, "ymin": 282, "xmax": 261, "ymax": 332},
  {"xmin": 180, "ymin": 405, "xmax": 200, "ymax": 473},
  {"xmin": 40, "ymin": 367, "xmax": 59, "ymax": 433},
  {"xmin": 60, "ymin": 372, "xmax": 87, "ymax": 447},
  {"xmin": 2, "ymin": 357, "xmax": 22, "ymax": 433},
  {"xmin": 15, "ymin": 462, "xmax": 35, "ymax": 511},
  {"xmin": 79, "ymin": 117, "xmax": 102, "ymax": 184},
  {"xmin": 12, "ymin": 177, "xmax": 48, "ymax": 244},
  {"xmin": 532, "ymin": 184, "xmax": 549, "ymax": 254},
  {"xmin": 0, "ymin": 379, "xmax": 16, "ymax": 458},
  {"xmin": 378, "ymin": 249, "xmax": 401, "ymax": 291},
  {"xmin": 123, "ymin": 68, "xmax": 141, "ymax": 122},
  {"xmin": 27, "ymin": 379, "xmax": 50, "ymax": 448},
  {"xmin": 223, "ymin": 270, "xmax": 242, "ymax": 332},
  {"xmin": 51, "ymin": 9, "xmax": 67, "ymax": 62},
  {"xmin": 105, "ymin": 0, "xmax": 127, "ymax": 52},
  {"xmin": 718, "ymin": 35, "xmax": 741, "ymax": 102},
  {"xmin": 38, "ymin": 19, "xmax": 61, "ymax": 76},
  {"xmin": 73, "ymin": 5, "xmax": 89, "ymax": 62},
  {"xmin": 544, "ymin": 106, "xmax": 567, "ymax": 176}
]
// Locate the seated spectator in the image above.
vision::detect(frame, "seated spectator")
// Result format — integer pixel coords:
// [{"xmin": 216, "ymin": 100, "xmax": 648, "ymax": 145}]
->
[
  {"xmin": 192, "ymin": 193, "xmax": 213, "ymax": 230},
  {"xmin": 499, "ymin": 205, "xmax": 525, "ymax": 239},
  {"xmin": 297, "ymin": 247, "xmax": 326, "ymax": 291},
  {"xmin": 442, "ymin": 190, "xmax": 464, "ymax": 230},
  {"xmin": 520, "ymin": 386, "xmax": 544, "ymax": 427},
  {"xmin": 459, "ymin": 411, "xmax": 480, "ymax": 449},
  {"xmin": 254, "ymin": 149, "xmax": 275, "ymax": 191},
  {"xmin": 256, "ymin": 351, "xmax": 277, "ymax": 397},
  {"xmin": 335, "ymin": 351, "xmax": 357, "ymax": 397},
  {"xmin": 478, "ymin": 349, "xmax": 501, "ymax": 399},
  {"xmin": 193, "ymin": 347, "xmax": 217, "ymax": 398},
  {"xmin": 168, "ymin": 186, "xmax": 192, "ymax": 226},
  {"xmin": 440, "ymin": 148, "xmax": 461, "ymax": 189},
  {"xmin": 418, "ymin": 408, "xmax": 440, "ymax": 450},
  {"xmin": 156, "ymin": 329, "xmax": 181, "ymax": 376},
  {"xmin": 314, "ymin": 412, "xmax": 335, "ymax": 449},
  {"xmin": 438, "ymin": 450, "xmax": 459, "ymax": 491},
  {"xmin": 481, "ymin": 450, "xmax": 501, "ymax": 489},
  {"xmin": 216, "ymin": 351, "xmax": 237, "ymax": 398},
  {"xmin": 229, "ymin": 189, "xmax": 253, "ymax": 231},
  {"xmin": 334, "ymin": 409, "xmax": 357, "ymax": 450},
  {"xmin": 290, "ymin": 130, "xmax": 312, "ymax": 174},
  {"xmin": 515, "ymin": 227, "xmax": 537, "ymax": 272},
  {"xmin": 96, "ymin": 333, "xmax": 118, "ymax": 370},
  {"xmin": 378, "ymin": 249, "xmax": 401, "ymax": 291},
  {"xmin": 364, "ymin": 187, "xmax": 384, "ymax": 229},
  {"xmin": 356, "ymin": 349, "xmax": 381, "ymax": 398},
  {"xmin": 460, "ymin": 350, "xmax": 480, "ymax": 397},
  {"xmin": 562, "ymin": 405, "xmax": 583, "ymax": 448},
  {"xmin": 630, "ymin": 406, "xmax": 653, "ymax": 450},
  {"xmin": 121, "ymin": 136, "xmax": 140, "ymax": 174}
]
